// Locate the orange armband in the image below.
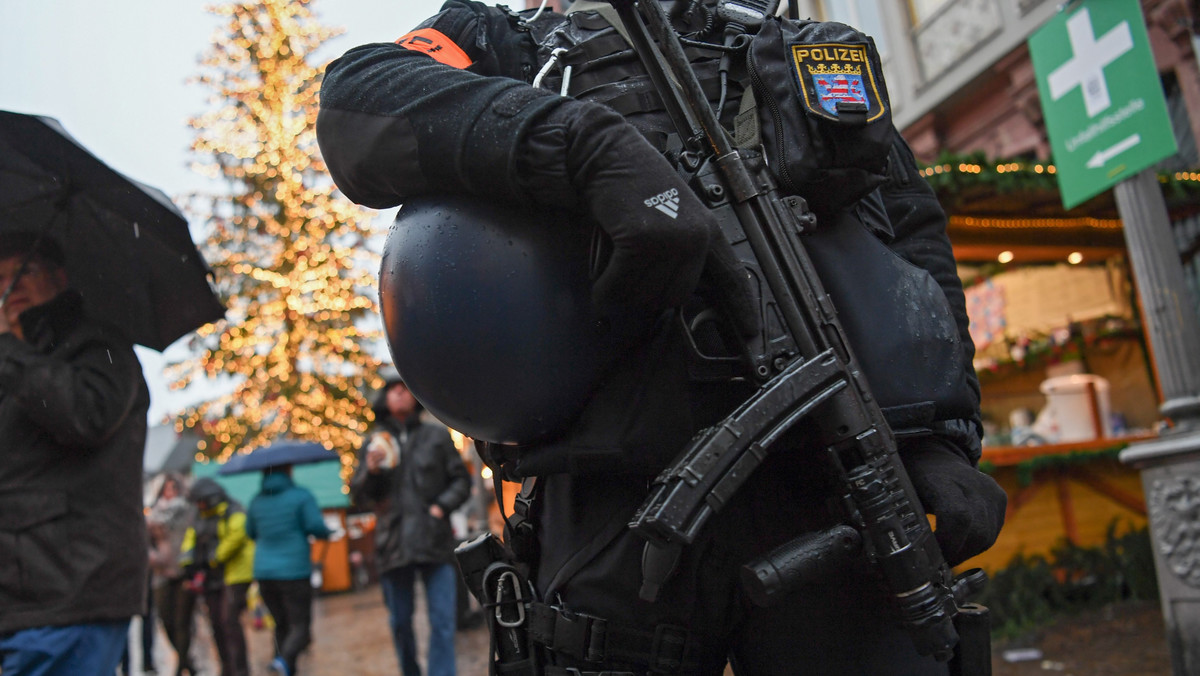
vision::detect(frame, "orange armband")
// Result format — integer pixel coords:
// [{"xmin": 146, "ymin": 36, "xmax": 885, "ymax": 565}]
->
[{"xmin": 396, "ymin": 28, "xmax": 472, "ymax": 69}]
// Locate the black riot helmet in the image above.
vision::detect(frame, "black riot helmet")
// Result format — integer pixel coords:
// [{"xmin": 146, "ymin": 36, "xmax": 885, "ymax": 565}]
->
[{"xmin": 379, "ymin": 195, "xmax": 650, "ymax": 445}]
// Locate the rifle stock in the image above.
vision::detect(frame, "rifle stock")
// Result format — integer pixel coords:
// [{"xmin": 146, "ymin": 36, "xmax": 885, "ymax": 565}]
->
[{"xmin": 604, "ymin": 0, "xmax": 983, "ymax": 661}]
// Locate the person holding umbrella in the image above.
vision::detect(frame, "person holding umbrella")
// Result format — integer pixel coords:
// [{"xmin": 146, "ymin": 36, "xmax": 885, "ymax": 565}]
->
[
  {"xmin": 0, "ymin": 111, "xmax": 224, "ymax": 675},
  {"xmin": 244, "ymin": 460, "xmax": 335, "ymax": 676},
  {"xmin": 0, "ymin": 232, "xmax": 152, "ymax": 674}
]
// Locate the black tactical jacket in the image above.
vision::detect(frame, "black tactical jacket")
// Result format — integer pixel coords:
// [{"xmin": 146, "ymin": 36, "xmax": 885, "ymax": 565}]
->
[{"xmin": 317, "ymin": 0, "xmax": 983, "ymax": 467}]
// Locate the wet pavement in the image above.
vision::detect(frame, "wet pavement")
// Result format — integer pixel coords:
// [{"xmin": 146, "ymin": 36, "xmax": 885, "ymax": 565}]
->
[
  {"xmin": 134, "ymin": 584, "xmax": 491, "ymax": 676},
  {"xmin": 129, "ymin": 587, "xmax": 1171, "ymax": 675}
]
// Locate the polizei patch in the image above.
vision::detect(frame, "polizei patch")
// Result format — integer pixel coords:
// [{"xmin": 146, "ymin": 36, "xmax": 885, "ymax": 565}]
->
[{"xmin": 789, "ymin": 43, "xmax": 885, "ymax": 123}]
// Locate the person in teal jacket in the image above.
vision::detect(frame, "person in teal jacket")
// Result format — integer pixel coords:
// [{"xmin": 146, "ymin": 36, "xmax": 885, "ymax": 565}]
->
[{"xmin": 245, "ymin": 466, "xmax": 334, "ymax": 676}]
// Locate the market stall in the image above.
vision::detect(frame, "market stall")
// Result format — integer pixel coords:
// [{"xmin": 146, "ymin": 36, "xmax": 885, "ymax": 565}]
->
[
  {"xmin": 923, "ymin": 157, "xmax": 1200, "ymax": 571},
  {"xmin": 957, "ymin": 257, "xmax": 1158, "ymax": 571}
]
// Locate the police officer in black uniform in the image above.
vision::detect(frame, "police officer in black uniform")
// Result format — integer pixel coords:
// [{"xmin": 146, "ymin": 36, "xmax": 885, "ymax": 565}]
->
[{"xmin": 317, "ymin": 2, "xmax": 1007, "ymax": 674}]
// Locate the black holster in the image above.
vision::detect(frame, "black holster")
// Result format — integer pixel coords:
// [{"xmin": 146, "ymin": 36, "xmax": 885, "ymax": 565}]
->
[
  {"xmin": 456, "ymin": 532, "xmax": 542, "ymax": 676},
  {"xmin": 949, "ymin": 603, "xmax": 991, "ymax": 676}
]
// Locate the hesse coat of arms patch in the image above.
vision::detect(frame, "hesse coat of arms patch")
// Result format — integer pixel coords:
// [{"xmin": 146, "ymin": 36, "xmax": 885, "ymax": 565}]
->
[{"xmin": 789, "ymin": 42, "xmax": 885, "ymax": 123}]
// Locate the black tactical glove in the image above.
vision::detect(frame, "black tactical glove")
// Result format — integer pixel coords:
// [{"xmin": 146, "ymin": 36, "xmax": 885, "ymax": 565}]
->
[
  {"xmin": 558, "ymin": 100, "xmax": 711, "ymax": 312},
  {"xmin": 519, "ymin": 99, "xmax": 756, "ymax": 330},
  {"xmin": 900, "ymin": 437, "xmax": 1006, "ymax": 567}
]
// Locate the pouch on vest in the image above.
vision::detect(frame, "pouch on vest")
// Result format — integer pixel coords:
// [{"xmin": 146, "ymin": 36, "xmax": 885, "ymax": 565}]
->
[
  {"xmin": 746, "ymin": 18, "xmax": 893, "ymax": 214},
  {"xmin": 804, "ymin": 205, "xmax": 968, "ymax": 421}
]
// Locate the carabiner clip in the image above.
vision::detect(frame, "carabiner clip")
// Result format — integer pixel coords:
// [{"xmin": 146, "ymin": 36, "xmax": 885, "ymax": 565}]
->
[
  {"xmin": 494, "ymin": 569, "xmax": 527, "ymax": 628},
  {"xmin": 533, "ymin": 47, "xmax": 571, "ymax": 93}
]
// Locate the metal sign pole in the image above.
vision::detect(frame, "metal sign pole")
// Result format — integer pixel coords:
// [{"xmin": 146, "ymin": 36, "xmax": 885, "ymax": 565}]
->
[
  {"xmin": 1029, "ymin": 3, "xmax": 1200, "ymax": 669},
  {"xmin": 1116, "ymin": 170, "xmax": 1200, "ymax": 676}
]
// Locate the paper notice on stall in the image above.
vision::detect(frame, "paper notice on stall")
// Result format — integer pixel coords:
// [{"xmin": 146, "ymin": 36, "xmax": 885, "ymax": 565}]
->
[{"xmin": 994, "ymin": 264, "xmax": 1129, "ymax": 336}]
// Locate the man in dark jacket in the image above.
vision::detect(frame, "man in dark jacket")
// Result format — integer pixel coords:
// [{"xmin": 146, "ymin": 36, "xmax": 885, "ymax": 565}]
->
[
  {"xmin": 351, "ymin": 377, "xmax": 472, "ymax": 676},
  {"xmin": 319, "ymin": 3, "xmax": 1006, "ymax": 674},
  {"xmin": 0, "ymin": 233, "xmax": 150, "ymax": 674}
]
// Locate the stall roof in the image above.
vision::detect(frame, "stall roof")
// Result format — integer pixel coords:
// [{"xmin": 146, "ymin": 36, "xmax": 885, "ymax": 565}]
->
[{"xmin": 921, "ymin": 157, "xmax": 1200, "ymax": 263}]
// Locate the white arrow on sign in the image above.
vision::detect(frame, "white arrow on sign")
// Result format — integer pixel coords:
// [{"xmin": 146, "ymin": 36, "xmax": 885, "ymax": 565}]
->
[{"xmin": 1086, "ymin": 133, "xmax": 1141, "ymax": 168}]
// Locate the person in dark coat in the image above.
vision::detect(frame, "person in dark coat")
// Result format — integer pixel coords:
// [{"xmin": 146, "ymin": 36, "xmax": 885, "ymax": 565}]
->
[
  {"xmin": 350, "ymin": 377, "xmax": 472, "ymax": 676},
  {"xmin": 0, "ymin": 232, "xmax": 151, "ymax": 674},
  {"xmin": 245, "ymin": 465, "xmax": 334, "ymax": 676}
]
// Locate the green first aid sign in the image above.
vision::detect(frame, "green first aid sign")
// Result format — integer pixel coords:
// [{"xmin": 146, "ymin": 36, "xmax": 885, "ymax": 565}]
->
[{"xmin": 1029, "ymin": 0, "xmax": 1177, "ymax": 209}]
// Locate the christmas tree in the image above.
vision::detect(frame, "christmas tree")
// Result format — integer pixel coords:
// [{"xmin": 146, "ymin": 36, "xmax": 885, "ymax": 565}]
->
[{"xmin": 169, "ymin": 0, "xmax": 385, "ymax": 464}]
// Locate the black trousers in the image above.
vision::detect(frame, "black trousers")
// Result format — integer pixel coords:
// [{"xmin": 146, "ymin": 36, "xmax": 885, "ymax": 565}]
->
[
  {"xmin": 203, "ymin": 582, "xmax": 250, "ymax": 676},
  {"xmin": 121, "ymin": 575, "xmax": 157, "ymax": 673},
  {"xmin": 155, "ymin": 578, "xmax": 197, "ymax": 674},
  {"xmin": 257, "ymin": 578, "xmax": 315, "ymax": 673}
]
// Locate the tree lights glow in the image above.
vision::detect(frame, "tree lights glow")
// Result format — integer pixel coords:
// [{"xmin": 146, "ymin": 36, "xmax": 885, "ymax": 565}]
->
[{"xmin": 167, "ymin": 0, "xmax": 385, "ymax": 471}]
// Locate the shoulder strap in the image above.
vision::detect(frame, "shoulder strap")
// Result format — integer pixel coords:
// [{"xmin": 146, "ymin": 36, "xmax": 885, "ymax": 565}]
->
[
  {"xmin": 500, "ymin": 476, "xmax": 541, "ymax": 564},
  {"xmin": 565, "ymin": 0, "xmax": 633, "ymax": 47},
  {"xmin": 564, "ymin": 0, "xmax": 749, "ymax": 150},
  {"xmin": 733, "ymin": 82, "xmax": 761, "ymax": 150}
]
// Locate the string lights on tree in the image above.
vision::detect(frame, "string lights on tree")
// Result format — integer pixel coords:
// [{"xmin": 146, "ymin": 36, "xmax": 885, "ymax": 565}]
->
[{"xmin": 167, "ymin": 0, "xmax": 385, "ymax": 469}]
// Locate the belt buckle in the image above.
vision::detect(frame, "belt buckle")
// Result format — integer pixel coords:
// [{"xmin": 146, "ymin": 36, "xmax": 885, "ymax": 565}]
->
[
  {"xmin": 650, "ymin": 623, "xmax": 688, "ymax": 672},
  {"xmin": 552, "ymin": 608, "xmax": 592, "ymax": 656}
]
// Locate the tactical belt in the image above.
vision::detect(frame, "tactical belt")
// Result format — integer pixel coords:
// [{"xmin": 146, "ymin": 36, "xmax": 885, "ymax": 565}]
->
[
  {"xmin": 544, "ymin": 668, "xmax": 636, "ymax": 676},
  {"xmin": 528, "ymin": 602, "xmax": 708, "ymax": 674}
]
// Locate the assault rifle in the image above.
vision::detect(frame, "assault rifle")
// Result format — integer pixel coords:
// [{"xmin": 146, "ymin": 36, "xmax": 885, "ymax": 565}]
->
[{"xmin": 604, "ymin": 0, "xmax": 989, "ymax": 665}]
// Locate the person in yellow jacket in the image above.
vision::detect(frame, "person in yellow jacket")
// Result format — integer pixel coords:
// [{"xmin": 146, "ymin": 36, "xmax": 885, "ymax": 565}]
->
[{"xmin": 181, "ymin": 477, "xmax": 255, "ymax": 676}]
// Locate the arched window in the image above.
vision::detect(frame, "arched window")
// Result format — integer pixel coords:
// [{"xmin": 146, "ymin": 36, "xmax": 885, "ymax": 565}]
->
[{"xmin": 908, "ymin": 0, "xmax": 953, "ymax": 25}]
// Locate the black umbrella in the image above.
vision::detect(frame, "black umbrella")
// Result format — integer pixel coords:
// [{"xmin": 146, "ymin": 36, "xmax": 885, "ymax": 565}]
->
[
  {"xmin": 217, "ymin": 441, "xmax": 340, "ymax": 476},
  {"xmin": 0, "ymin": 110, "xmax": 224, "ymax": 351}
]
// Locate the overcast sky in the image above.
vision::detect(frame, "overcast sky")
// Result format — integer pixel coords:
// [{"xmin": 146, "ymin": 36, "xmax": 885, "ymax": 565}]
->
[{"xmin": 0, "ymin": 0, "xmax": 447, "ymax": 422}]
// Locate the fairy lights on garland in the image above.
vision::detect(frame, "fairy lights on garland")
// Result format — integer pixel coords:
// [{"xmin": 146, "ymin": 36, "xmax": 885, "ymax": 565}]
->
[
  {"xmin": 920, "ymin": 159, "xmax": 1055, "ymax": 183},
  {"xmin": 168, "ymin": 0, "xmax": 386, "ymax": 475},
  {"xmin": 949, "ymin": 215, "xmax": 1123, "ymax": 230},
  {"xmin": 918, "ymin": 152, "xmax": 1200, "ymax": 199}
]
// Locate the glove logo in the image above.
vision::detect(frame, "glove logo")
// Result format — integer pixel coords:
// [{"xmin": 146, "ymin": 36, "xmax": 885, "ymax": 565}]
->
[{"xmin": 644, "ymin": 188, "xmax": 680, "ymax": 219}]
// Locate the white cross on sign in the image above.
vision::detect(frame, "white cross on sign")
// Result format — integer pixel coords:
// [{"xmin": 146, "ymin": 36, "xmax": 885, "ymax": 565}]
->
[{"xmin": 1047, "ymin": 8, "xmax": 1134, "ymax": 118}]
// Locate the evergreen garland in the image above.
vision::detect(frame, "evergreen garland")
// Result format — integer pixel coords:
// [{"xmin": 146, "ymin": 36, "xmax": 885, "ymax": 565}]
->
[
  {"xmin": 973, "ymin": 324, "xmax": 1141, "ymax": 385},
  {"xmin": 919, "ymin": 151, "xmax": 1200, "ymax": 203},
  {"xmin": 920, "ymin": 151, "xmax": 1060, "ymax": 195},
  {"xmin": 977, "ymin": 445, "xmax": 1129, "ymax": 486},
  {"xmin": 1011, "ymin": 446, "xmax": 1126, "ymax": 487}
]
